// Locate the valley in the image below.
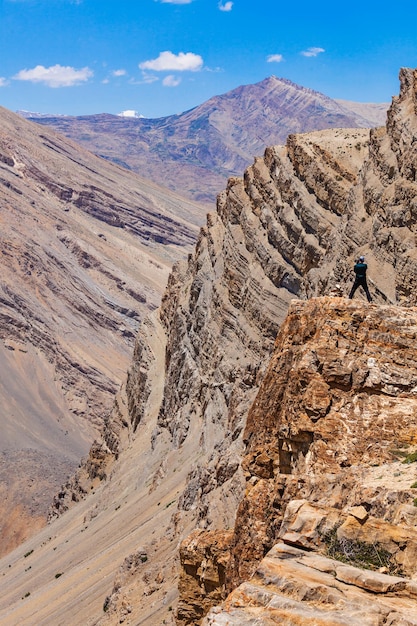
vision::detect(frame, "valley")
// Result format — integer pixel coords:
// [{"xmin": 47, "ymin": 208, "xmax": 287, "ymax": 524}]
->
[{"xmin": 1, "ymin": 66, "xmax": 417, "ymax": 625}]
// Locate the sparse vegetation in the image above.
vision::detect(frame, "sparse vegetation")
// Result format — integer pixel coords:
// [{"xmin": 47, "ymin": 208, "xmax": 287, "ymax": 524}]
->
[
  {"xmin": 24, "ymin": 550, "xmax": 33, "ymax": 558},
  {"xmin": 402, "ymin": 451, "xmax": 417, "ymax": 464},
  {"xmin": 410, "ymin": 481, "xmax": 417, "ymax": 489},
  {"xmin": 322, "ymin": 525, "xmax": 402, "ymax": 575},
  {"xmin": 55, "ymin": 572, "xmax": 63, "ymax": 579},
  {"xmin": 390, "ymin": 447, "xmax": 410, "ymax": 460}
]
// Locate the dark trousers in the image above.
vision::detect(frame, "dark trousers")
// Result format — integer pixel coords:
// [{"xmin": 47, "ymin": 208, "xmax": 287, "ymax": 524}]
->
[{"xmin": 349, "ymin": 277, "xmax": 372, "ymax": 302}]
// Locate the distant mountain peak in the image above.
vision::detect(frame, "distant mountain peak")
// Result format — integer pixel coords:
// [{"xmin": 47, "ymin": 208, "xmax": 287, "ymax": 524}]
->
[
  {"xmin": 17, "ymin": 109, "xmax": 69, "ymax": 119},
  {"xmin": 23, "ymin": 75, "xmax": 389, "ymax": 206}
]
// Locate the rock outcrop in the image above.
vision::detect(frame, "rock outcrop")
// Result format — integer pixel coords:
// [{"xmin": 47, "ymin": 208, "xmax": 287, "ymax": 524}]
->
[
  {"xmin": 228, "ymin": 298, "xmax": 417, "ymax": 583},
  {"xmin": 203, "ymin": 543, "xmax": 417, "ymax": 625},
  {"xmin": 170, "ymin": 68, "xmax": 417, "ymax": 622},
  {"xmin": 179, "ymin": 298, "xmax": 417, "ymax": 624}
]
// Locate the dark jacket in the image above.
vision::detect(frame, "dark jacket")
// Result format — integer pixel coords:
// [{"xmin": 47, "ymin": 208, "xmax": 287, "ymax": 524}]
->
[{"xmin": 354, "ymin": 262, "xmax": 367, "ymax": 279}]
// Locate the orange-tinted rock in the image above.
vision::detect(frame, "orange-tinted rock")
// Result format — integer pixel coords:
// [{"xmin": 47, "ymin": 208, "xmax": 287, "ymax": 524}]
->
[
  {"xmin": 228, "ymin": 297, "xmax": 417, "ymax": 589},
  {"xmin": 203, "ymin": 543, "xmax": 417, "ymax": 625},
  {"xmin": 177, "ymin": 529, "xmax": 234, "ymax": 625}
]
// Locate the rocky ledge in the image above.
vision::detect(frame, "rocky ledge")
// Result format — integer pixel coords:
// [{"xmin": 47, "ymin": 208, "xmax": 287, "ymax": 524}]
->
[
  {"xmin": 203, "ymin": 542, "xmax": 417, "ymax": 625},
  {"xmin": 178, "ymin": 298, "xmax": 417, "ymax": 623}
]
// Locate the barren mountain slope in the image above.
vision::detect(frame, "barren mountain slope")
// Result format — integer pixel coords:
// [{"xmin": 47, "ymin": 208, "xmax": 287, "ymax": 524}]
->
[
  {"xmin": 25, "ymin": 76, "xmax": 388, "ymax": 206},
  {"xmin": 0, "ymin": 106, "xmax": 200, "ymax": 555},
  {"xmin": 0, "ymin": 67, "xmax": 415, "ymax": 625},
  {"xmin": 335, "ymin": 98, "xmax": 389, "ymax": 125}
]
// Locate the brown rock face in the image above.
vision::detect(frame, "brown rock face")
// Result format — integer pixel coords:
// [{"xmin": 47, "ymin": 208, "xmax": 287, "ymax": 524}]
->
[
  {"xmin": 229, "ymin": 297, "xmax": 417, "ymax": 587},
  {"xmin": 177, "ymin": 529, "xmax": 233, "ymax": 625}
]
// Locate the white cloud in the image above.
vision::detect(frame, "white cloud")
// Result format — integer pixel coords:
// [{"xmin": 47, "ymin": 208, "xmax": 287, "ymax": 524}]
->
[
  {"xmin": 141, "ymin": 73, "xmax": 159, "ymax": 84},
  {"xmin": 301, "ymin": 47, "xmax": 325, "ymax": 58},
  {"xmin": 139, "ymin": 51, "xmax": 203, "ymax": 72},
  {"xmin": 13, "ymin": 64, "xmax": 93, "ymax": 87},
  {"xmin": 117, "ymin": 110, "xmax": 144, "ymax": 118},
  {"xmin": 0, "ymin": 77, "xmax": 8, "ymax": 87},
  {"xmin": 267, "ymin": 54, "xmax": 284, "ymax": 63},
  {"xmin": 129, "ymin": 73, "xmax": 159, "ymax": 85},
  {"xmin": 163, "ymin": 75, "xmax": 181, "ymax": 87},
  {"xmin": 218, "ymin": 1, "xmax": 233, "ymax": 10},
  {"xmin": 112, "ymin": 69, "xmax": 127, "ymax": 77}
]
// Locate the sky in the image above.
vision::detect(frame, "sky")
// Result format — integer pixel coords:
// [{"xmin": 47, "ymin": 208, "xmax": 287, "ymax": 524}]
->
[{"xmin": 1, "ymin": 0, "xmax": 417, "ymax": 118}]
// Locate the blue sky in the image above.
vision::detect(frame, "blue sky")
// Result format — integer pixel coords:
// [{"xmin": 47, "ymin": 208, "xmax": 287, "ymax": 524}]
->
[{"xmin": 1, "ymin": 0, "xmax": 417, "ymax": 118}]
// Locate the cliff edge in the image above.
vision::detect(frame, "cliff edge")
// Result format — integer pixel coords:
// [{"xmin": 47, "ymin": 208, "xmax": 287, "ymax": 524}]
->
[{"xmin": 198, "ymin": 297, "xmax": 417, "ymax": 624}]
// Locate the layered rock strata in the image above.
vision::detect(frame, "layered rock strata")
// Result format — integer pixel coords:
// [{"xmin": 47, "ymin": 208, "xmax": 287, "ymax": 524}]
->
[
  {"xmin": 0, "ymin": 106, "xmax": 200, "ymax": 554},
  {"xmin": 170, "ymin": 68, "xmax": 417, "ymax": 621},
  {"xmin": 203, "ymin": 543, "xmax": 417, "ymax": 626}
]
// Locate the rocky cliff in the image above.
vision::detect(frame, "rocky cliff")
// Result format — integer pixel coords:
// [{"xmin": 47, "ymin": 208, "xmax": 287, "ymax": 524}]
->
[
  {"xmin": 143, "ymin": 66, "xmax": 417, "ymax": 622},
  {"xmin": 200, "ymin": 298, "xmax": 417, "ymax": 624},
  {"xmin": 0, "ymin": 68, "xmax": 416, "ymax": 625}
]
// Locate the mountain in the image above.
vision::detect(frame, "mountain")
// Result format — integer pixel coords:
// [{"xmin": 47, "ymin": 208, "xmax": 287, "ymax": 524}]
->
[
  {"xmin": 335, "ymin": 98, "xmax": 389, "ymax": 123},
  {"xmin": 23, "ymin": 76, "xmax": 389, "ymax": 206},
  {"xmin": 0, "ymin": 106, "xmax": 202, "ymax": 556},
  {"xmin": 1, "ymin": 66, "xmax": 416, "ymax": 626}
]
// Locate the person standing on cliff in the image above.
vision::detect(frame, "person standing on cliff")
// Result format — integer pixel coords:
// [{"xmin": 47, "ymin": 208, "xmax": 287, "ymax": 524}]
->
[{"xmin": 349, "ymin": 256, "xmax": 372, "ymax": 302}]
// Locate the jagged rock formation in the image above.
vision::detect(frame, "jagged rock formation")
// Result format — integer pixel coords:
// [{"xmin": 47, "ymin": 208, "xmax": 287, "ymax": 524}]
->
[
  {"xmin": 159, "ymin": 67, "xmax": 417, "ymax": 622},
  {"xmin": 203, "ymin": 543, "xmax": 417, "ymax": 625},
  {"xmin": 179, "ymin": 298, "xmax": 417, "ymax": 624},
  {"xmin": 0, "ymin": 106, "xmax": 200, "ymax": 555},
  {"xmin": 0, "ymin": 68, "xmax": 416, "ymax": 625},
  {"xmin": 178, "ymin": 529, "xmax": 234, "ymax": 625},
  {"xmin": 228, "ymin": 298, "xmax": 417, "ymax": 580},
  {"xmin": 24, "ymin": 76, "xmax": 388, "ymax": 205}
]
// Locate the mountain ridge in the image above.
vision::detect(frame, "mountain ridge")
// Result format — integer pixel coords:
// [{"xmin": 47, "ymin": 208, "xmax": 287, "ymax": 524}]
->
[{"xmin": 22, "ymin": 75, "xmax": 389, "ymax": 206}]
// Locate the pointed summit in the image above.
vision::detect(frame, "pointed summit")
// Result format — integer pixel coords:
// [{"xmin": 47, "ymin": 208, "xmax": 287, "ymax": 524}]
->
[{"xmin": 25, "ymin": 76, "xmax": 388, "ymax": 206}]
